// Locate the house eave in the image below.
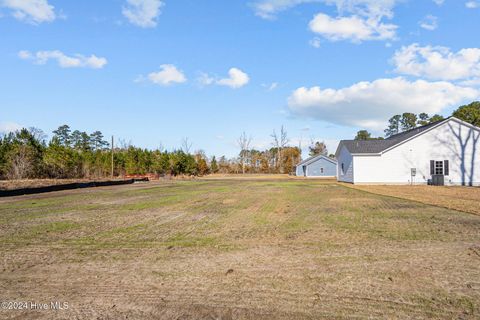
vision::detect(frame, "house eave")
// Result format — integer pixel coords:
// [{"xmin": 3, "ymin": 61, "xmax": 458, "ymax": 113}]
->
[{"xmin": 351, "ymin": 153, "xmax": 381, "ymax": 156}]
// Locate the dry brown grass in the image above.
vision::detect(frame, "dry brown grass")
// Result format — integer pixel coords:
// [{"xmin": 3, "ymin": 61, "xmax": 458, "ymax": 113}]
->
[
  {"xmin": 202, "ymin": 173, "xmax": 336, "ymax": 181},
  {"xmin": 0, "ymin": 179, "xmax": 479, "ymax": 319},
  {"xmin": 0, "ymin": 178, "xmax": 125, "ymax": 191},
  {"xmin": 344, "ymin": 184, "xmax": 480, "ymax": 216},
  {"xmin": 202, "ymin": 173, "xmax": 297, "ymax": 180}
]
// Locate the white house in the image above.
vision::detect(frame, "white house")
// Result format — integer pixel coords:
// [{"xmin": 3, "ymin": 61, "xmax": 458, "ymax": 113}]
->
[
  {"xmin": 335, "ymin": 117, "xmax": 480, "ymax": 185},
  {"xmin": 295, "ymin": 155, "xmax": 337, "ymax": 178}
]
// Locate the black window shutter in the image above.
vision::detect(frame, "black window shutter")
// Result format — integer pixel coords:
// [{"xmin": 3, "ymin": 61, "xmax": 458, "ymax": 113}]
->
[
  {"xmin": 430, "ymin": 160, "xmax": 434, "ymax": 175},
  {"xmin": 444, "ymin": 160, "xmax": 449, "ymax": 176}
]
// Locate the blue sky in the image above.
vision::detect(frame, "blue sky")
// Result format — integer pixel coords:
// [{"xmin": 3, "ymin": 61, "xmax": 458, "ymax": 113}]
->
[{"xmin": 1, "ymin": 0, "xmax": 479, "ymax": 157}]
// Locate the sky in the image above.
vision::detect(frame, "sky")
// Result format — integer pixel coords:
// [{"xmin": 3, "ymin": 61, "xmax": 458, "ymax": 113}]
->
[{"xmin": 1, "ymin": 0, "xmax": 480, "ymax": 158}]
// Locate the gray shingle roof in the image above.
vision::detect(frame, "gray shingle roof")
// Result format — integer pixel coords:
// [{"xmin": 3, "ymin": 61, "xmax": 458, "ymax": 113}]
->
[
  {"xmin": 296, "ymin": 154, "xmax": 337, "ymax": 166},
  {"xmin": 338, "ymin": 117, "xmax": 449, "ymax": 154}
]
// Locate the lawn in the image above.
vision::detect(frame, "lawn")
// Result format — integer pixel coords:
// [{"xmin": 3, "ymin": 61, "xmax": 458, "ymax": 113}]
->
[{"xmin": 0, "ymin": 179, "xmax": 479, "ymax": 319}]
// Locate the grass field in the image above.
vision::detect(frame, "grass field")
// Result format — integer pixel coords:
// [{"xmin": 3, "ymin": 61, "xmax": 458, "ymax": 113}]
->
[{"xmin": 1, "ymin": 179, "xmax": 479, "ymax": 319}]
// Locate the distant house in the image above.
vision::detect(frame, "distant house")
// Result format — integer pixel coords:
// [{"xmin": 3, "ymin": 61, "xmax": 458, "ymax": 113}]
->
[
  {"xmin": 335, "ymin": 117, "xmax": 480, "ymax": 185},
  {"xmin": 295, "ymin": 155, "xmax": 337, "ymax": 178}
]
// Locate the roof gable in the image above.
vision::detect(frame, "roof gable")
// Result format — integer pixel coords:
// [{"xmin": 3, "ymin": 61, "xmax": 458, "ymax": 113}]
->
[
  {"xmin": 297, "ymin": 154, "xmax": 337, "ymax": 167},
  {"xmin": 336, "ymin": 117, "xmax": 477, "ymax": 155}
]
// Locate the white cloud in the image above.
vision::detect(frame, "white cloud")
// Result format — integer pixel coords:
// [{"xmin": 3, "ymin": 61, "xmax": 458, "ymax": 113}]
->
[
  {"xmin": 0, "ymin": 122, "xmax": 22, "ymax": 133},
  {"xmin": 288, "ymin": 77, "xmax": 479, "ymax": 130},
  {"xmin": 325, "ymin": 0, "xmax": 397, "ymax": 19},
  {"xmin": 459, "ymin": 78, "xmax": 480, "ymax": 87},
  {"xmin": 147, "ymin": 64, "xmax": 187, "ymax": 86},
  {"xmin": 309, "ymin": 37, "xmax": 321, "ymax": 48},
  {"xmin": 18, "ymin": 50, "xmax": 108, "ymax": 69},
  {"xmin": 1, "ymin": 0, "xmax": 56, "ymax": 24},
  {"xmin": 253, "ymin": 1, "xmax": 400, "ymax": 42},
  {"xmin": 196, "ymin": 68, "xmax": 250, "ymax": 89},
  {"xmin": 309, "ymin": 13, "xmax": 396, "ymax": 42},
  {"xmin": 122, "ymin": 0, "xmax": 163, "ymax": 28},
  {"xmin": 251, "ymin": 0, "xmax": 318, "ymax": 19},
  {"xmin": 432, "ymin": 0, "xmax": 444, "ymax": 5},
  {"xmin": 197, "ymin": 72, "xmax": 215, "ymax": 86},
  {"xmin": 419, "ymin": 15, "xmax": 438, "ymax": 31},
  {"xmin": 262, "ymin": 82, "xmax": 279, "ymax": 90},
  {"xmin": 216, "ymin": 68, "xmax": 250, "ymax": 89},
  {"xmin": 465, "ymin": 1, "xmax": 479, "ymax": 8},
  {"xmin": 252, "ymin": 0, "xmax": 399, "ymax": 20},
  {"xmin": 392, "ymin": 44, "xmax": 480, "ymax": 81}
]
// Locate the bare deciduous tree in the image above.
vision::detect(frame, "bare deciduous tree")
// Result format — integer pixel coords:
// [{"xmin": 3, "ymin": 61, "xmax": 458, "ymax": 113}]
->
[
  {"xmin": 308, "ymin": 138, "xmax": 328, "ymax": 156},
  {"xmin": 7, "ymin": 145, "xmax": 34, "ymax": 179},
  {"xmin": 28, "ymin": 127, "xmax": 47, "ymax": 144},
  {"xmin": 271, "ymin": 125, "xmax": 289, "ymax": 173},
  {"xmin": 237, "ymin": 132, "xmax": 252, "ymax": 174},
  {"xmin": 181, "ymin": 137, "xmax": 193, "ymax": 154}
]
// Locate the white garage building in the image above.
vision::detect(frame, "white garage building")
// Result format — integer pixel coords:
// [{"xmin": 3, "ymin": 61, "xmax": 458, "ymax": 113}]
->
[{"xmin": 335, "ymin": 117, "xmax": 480, "ymax": 185}]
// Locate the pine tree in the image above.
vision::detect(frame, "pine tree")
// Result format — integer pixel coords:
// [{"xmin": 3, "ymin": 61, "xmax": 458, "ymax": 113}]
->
[
  {"xmin": 384, "ymin": 115, "xmax": 401, "ymax": 137},
  {"xmin": 210, "ymin": 156, "xmax": 218, "ymax": 173},
  {"xmin": 52, "ymin": 125, "xmax": 72, "ymax": 147}
]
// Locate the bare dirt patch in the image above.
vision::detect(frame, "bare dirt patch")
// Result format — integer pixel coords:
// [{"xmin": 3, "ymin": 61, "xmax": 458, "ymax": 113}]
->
[{"xmin": 0, "ymin": 179, "xmax": 479, "ymax": 319}]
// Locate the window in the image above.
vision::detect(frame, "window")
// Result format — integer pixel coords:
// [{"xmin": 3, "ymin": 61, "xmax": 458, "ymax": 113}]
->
[
  {"xmin": 341, "ymin": 163, "xmax": 345, "ymax": 175},
  {"xmin": 435, "ymin": 161, "xmax": 443, "ymax": 175},
  {"xmin": 320, "ymin": 168, "xmax": 324, "ymax": 174}
]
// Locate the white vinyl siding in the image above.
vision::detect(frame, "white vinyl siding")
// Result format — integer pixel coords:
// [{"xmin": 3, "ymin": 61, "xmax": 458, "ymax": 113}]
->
[{"xmin": 352, "ymin": 119, "xmax": 480, "ymax": 185}]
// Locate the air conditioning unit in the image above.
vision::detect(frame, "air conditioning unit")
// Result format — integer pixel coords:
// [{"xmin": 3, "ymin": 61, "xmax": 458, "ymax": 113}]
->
[{"xmin": 431, "ymin": 174, "xmax": 444, "ymax": 186}]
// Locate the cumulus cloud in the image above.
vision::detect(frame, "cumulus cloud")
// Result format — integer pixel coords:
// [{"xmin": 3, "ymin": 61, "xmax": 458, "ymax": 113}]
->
[
  {"xmin": 465, "ymin": 1, "xmax": 479, "ymax": 8},
  {"xmin": 252, "ymin": 1, "xmax": 400, "ymax": 42},
  {"xmin": 217, "ymin": 68, "xmax": 250, "ymax": 89},
  {"xmin": 288, "ymin": 77, "xmax": 479, "ymax": 130},
  {"xmin": 196, "ymin": 68, "xmax": 250, "ymax": 89},
  {"xmin": 432, "ymin": 0, "xmax": 444, "ymax": 5},
  {"xmin": 146, "ymin": 64, "xmax": 187, "ymax": 86},
  {"xmin": 313, "ymin": 1, "xmax": 399, "ymax": 42},
  {"xmin": 1, "ymin": 0, "xmax": 56, "ymax": 24},
  {"xmin": 0, "ymin": 122, "xmax": 22, "ymax": 134},
  {"xmin": 18, "ymin": 50, "xmax": 108, "ymax": 69},
  {"xmin": 122, "ymin": 0, "xmax": 163, "ymax": 28},
  {"xmin": 419, "ymin": 15, "xmax": 438, "ymax": 31},
  {"xmin": 392, "ymin": 44, "xmax": 480, "ymax": 81},
  {"xmin": 197, "ymin": 68, "xmax": 250, "ymax": 89},
  {"xmin": 309, "ymin": 13, "xmax": 396, "ymax": 42}
]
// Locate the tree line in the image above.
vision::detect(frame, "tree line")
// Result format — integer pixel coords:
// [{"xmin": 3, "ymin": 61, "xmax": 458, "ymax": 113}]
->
[
  {"xmin": 234, "ymin": 125, "xmax": 337, "ymax": 174},
  {"xmin": 0, "ymin": 124, "xmax": 311, "ymax": 179},
  {"xmin": 354, "ymin": 102, "xmax": 480, "ymax": 140},
  {"xmin": 0, "ymin": 125, "xmax": 208, "ymax": 180}
]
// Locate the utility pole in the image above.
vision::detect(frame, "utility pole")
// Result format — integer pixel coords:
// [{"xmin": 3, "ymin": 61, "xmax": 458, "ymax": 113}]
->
[{"xmin": 111, "ymin": 135, "xmax": 114, "ymax": 179}]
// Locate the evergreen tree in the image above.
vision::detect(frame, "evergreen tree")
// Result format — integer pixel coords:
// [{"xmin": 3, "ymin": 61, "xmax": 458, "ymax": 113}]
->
[
  {"xmin": 417, "ymin": 113, "xmax": 430, "ymax": 126},
  {"xmin": 384, "ymin": 115, "xmax": 401, "ymax": 137},
  {"xmin": 452, "ymin": 101, "xmax": 480, "ymax": 126},
  {"xmin": 400, "ymin": 113, "xmax": 418, "ymax": 131},
  {"xmin": 90, "ymin": 131, "xmax": 109, "ymax": 150},
  {"xmin": 210, "ymin": 156, "xmax": 218, "ymax": 173},
  {"xmin": 53, "ymin": 125, "xmax": 72, "ymax": 147},
  {"xmin": 429, "ymin": 114, "xmax": 445, "ymax": 123},
  {"xmin": 354, "ymin": 130, "xmax": 372, "ymax": 140}
]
